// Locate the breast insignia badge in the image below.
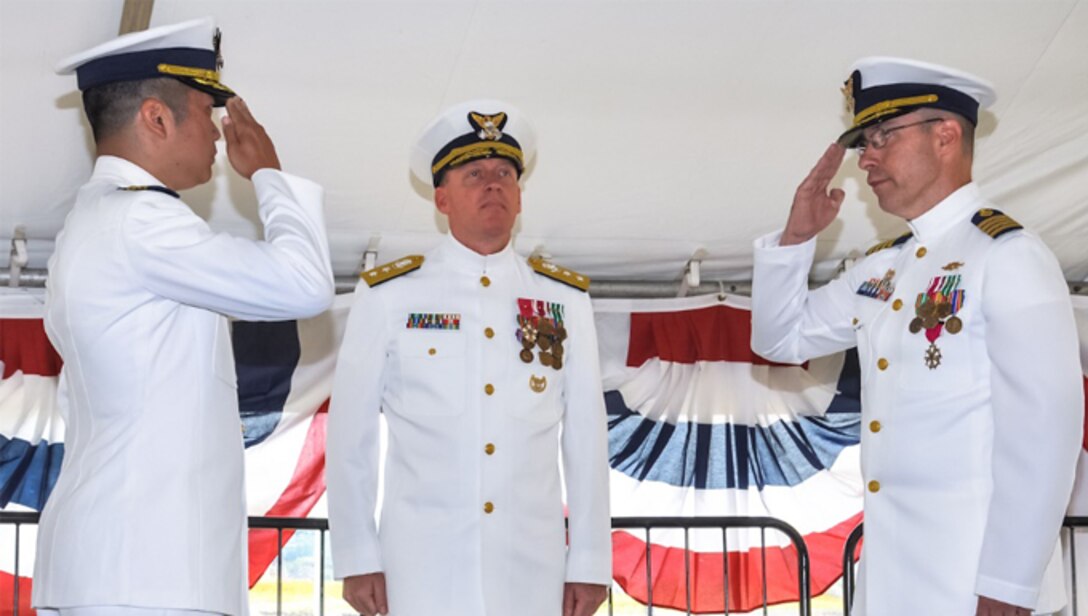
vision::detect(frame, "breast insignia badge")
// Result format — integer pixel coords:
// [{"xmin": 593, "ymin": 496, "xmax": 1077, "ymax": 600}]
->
[{"xmin": 529, "ymin": 375, "xmax": 547, "ymax": 393}]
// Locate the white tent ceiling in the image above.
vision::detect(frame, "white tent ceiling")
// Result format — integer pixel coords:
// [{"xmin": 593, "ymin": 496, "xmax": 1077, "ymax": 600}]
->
[{"xmin": 2, "ymin": 0, "xmax": 1087, "ymax": 289}]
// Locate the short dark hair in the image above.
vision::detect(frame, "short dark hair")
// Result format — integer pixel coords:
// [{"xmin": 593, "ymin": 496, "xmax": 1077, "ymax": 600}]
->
[
  {"xmin": 918, "ymin": 108, "xmax": 975, "ymax": 157},
  {"xmin": 82, "ymin": 77, "xmax": 190, "ymax": 142}
]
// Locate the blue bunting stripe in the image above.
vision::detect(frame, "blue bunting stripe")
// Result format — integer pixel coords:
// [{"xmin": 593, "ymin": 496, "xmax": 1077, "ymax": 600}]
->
[
  {"xmin": 607, "ymin": 349, "xmax": 862, "ymax": 490},
  {"xmin": 232, "ymin": 320, "xmax": 301, "ymax": 447},
  {"xmin": 0, "ymin": 435, "xmax": 63, "ymax": 510}
]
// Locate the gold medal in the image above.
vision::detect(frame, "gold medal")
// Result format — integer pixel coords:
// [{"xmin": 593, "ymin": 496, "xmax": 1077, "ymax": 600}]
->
[
  {"xmin": 936, "ymin": 302, "xmax": 952, "ymax": 319},
  {"xmin": 537, "ymin": 335, "xmax": 552, "ymax": 351},
  {"xmin": 553, "ymin": 357, "xmax": 563, "ymax": 370},
  {"xmin": 922, "ymin": 315, "xmax": 938, "ymax": 330},
  {"xmin": 945, "ymin": 316, "xmax": 962, "ymax": 334},
  {"xmin": 539, "ymin": 352, "xmax": 553, "ymax": 368},
  {"xmin": 918, "ymin": 301, "xmax": 937, "ymax": 319},
  {"xmin": 909, "ymin": 317, "xmax": 923, "ymax": 334},
  {"xmin": 520, "ymin": 349, "xmax": 534, "ymax": 363}
]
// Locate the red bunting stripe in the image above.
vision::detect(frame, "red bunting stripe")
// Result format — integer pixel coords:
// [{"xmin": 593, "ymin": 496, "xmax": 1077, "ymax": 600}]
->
[
  {"xmin": 0, "ymin": 320, "xmax": 62, "ymax": 379},
  {"xmin": 611, "ymin": 512, "xmax": 863, "ymax": 613},
  {"xmin": 0, "ymin": 570, "xmax": 33, "ymax": 616},
  {"xmin": 626, "ymin": 305, "xmax": 801, "ymax": 368},
  {"xmin": 247, "ymin": 400, "xmax": 329, "ymax": 587}
]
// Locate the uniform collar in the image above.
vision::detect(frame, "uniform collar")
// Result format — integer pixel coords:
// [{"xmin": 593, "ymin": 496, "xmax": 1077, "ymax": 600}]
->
[
  {"xmin": 438, "ymin": 233, "xmax": 517, "ymax": 273},
  {"xmin": 906, "ymin": 182, "xmax": 981, "ymax": 243},
  {"xmin": 91, "ymin": 155, "xmax": 170, "ymax": 188}
]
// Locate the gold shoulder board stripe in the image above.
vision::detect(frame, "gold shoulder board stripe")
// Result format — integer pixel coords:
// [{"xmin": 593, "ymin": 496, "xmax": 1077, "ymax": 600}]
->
[
  {"xmin": 361, "ymin": 255, "xmax": 424, "ymax": 287},
  {"xmin": 865, "ymin": 232, "xmax": 913, "ymax": 256},
  {"xmin": 528, "ymin": 257, "xmax": 590, "ymax": 292},
  {"xmin": 971, "ymin": 209, "xmax": 1023, "ymax": 239}
]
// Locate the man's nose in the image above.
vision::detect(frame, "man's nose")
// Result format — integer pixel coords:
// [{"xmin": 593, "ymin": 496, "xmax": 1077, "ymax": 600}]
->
[{"xmin": 857, "ymin": 147, "xmax": 878, "ymax": 171}]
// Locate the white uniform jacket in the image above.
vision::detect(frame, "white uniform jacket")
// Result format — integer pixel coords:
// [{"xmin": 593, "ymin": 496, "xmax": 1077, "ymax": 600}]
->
[
  {"xmin": 34, "ymin": 156, "xmax": 334, "ymax": 615},
  {"xmin": 751, "ymin": 183, "xmax": 1083, "ymax": 614},
  {"xmin": 327, "ymin": 234, "xmax": 612, "ymax": 616}
]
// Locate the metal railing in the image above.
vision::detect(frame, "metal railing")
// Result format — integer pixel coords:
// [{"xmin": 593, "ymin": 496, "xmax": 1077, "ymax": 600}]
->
[
  {"xmin": 841, "ymin": 517, "xmax": 1088, "ymax": 616},
  {"xmin": 248, "ymin": 516, "xmax": 330, "ymax": 616},
  {"xmin": 610, "ymin": 516, "xmax": 812, "ymax": 616},
  {"xmin": 1, "ymin": 512, "xmax": 811, "ymax": 616}
]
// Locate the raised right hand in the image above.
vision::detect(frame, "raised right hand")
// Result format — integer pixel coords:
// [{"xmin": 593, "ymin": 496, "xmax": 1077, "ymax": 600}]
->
[
  {"xmin": 343, "ymin": 572, "xmax": 388, "ymax": 616},
  {"xmin": 780, "ymin": 143, "xmax": 846, "ymax": 246},
  {"xmin": 221, "ymin": 97, "xmax": 282, "ymax": 180}
]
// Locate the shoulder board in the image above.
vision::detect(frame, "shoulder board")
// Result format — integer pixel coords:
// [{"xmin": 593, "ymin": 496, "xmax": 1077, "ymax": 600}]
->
[
  {"xmin": 865, "ymin": 232, "xmax": 913, "ymax": 256},
  {"xmin": 971, "ymin": 208, "xmax": 1023, "ymax": 239},
  {"xmin": 360, "ymin": 255, "xmax": 424, "ymax": 287},
  {"xmin": 118, "ymin": 185, "xmax": 180, "ymax": 199},
  {"xmin": 528, "ymin": 257, "xmax": 590, "ymax": 292}
]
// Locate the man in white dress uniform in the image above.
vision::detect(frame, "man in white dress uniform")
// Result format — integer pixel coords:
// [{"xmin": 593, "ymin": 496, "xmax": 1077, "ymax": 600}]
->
[
  {"xmin": 34, "ymin": 18, "xmax": 334, "ymax": 616},
  {"xmin": 750, "ymin": 57, "xmax": 1083, "ymax": 615},
  {"xmin": 326, "ymin": 100, "xmax": 612, "ymax": 616}
]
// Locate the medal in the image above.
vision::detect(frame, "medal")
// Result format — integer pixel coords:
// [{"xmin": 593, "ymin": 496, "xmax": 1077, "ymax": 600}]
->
[
  {"xmin": 910, "ymin": 272, "xmax": 967, "ymax": 368},
  {"xmin": 945, "ymin": 316, "xmax": 962, "ymax": 334},
  {"xmin": 516, "ymin": 298, "xmax": 567, "ymax": 371},
  {"xmin": 924, "ymin": 342, "xmax": 942, "ymax": 369}
]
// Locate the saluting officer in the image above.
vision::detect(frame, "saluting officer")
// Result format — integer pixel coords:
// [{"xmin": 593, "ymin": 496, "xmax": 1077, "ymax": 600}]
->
[
  {"xmin": 750, "ymin": 58, "xmax": 1083, "ymax": 615},
  {"xmin": 36, "ymin": 18, "xmax": 334, "ymax": 616},
  {"xmin": 326, "ymin": 100, "xmax": 612, "ymax": 616}
]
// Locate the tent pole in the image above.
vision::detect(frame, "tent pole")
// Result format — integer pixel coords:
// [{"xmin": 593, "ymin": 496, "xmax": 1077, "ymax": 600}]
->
[
  {"xmin": 3, "ymin": 269, "xmax": 1086, "ymax": 298},
  {"xmin": 118, "ymin": 0, "xmax": 154, "ymax": 35}
]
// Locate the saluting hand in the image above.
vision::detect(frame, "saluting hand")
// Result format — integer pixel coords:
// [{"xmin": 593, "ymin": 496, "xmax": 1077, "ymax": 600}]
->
[
  {"xmin": 780, "ymin": 143, "xmax": 846, "ymax": 246},
  {"xmin": 563, "ymin": 582, "xmax": 608, "ymax": 616},
  {"xmin": 221, "ymin": 97, "xmax": 281, "ymax": 179},
  {"xmin": 343, "ymin": 572, "xmax": 388, "ymax": 616}
]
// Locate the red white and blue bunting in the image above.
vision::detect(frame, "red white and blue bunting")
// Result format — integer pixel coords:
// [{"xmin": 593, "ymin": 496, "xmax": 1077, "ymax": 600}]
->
[{"xmin": 3, "ymin": 289, "xmax": 1087, "ymax": 614}]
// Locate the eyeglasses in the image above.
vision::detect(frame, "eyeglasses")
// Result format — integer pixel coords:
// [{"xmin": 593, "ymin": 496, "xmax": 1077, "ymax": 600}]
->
[{"xmin": 857, "ymin": 118, "xmax": 943, "ymax": 153}]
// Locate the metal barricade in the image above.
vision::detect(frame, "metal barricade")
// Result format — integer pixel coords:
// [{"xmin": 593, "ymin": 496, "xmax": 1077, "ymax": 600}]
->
[
  {"xmin": 841, "ymin": 517, "xmax": 1088, "ymax": 616},
  {"xmin": 1, "ymin": 513, "xmax": 810, "ymax": 616},
  {"xmin": 0, "ymin": 512, "xmax": 36, "ymax": 616},
  {"xmin": 610, "ymin": 516, "xmax": 812, "ymax": 616},
  {"xmin": 248, "ymin": 516, "xmax": 330, "ymax": 616}
]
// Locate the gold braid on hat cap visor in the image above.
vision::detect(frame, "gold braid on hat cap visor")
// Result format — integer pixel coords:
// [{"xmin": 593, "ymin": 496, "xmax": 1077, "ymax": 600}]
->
[
  {"xmin": 853, "ymin": 94, "xmax": 939, "ymax": 127},
  {"xmin": 432, "ymin": 141, "xmax": 524, "ymax": 176},
  {"xmin": 157, "ymin": 63, "xmax": 233, "ymax": 93}
]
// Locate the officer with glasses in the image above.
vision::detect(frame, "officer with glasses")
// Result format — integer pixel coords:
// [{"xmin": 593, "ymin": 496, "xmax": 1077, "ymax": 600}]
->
[{"xmin": 750, "ymin": 57, "xmax": 1082, "ymax": 616}]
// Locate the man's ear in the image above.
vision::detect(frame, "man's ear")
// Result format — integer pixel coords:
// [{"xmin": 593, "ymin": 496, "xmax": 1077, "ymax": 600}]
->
[
  {"xmin": 935, "ymin": 117, "xmax": 962, "ymax": 152},
  {"xmin": 138, "ymin": 97, "xmax": 172, "ymax": 140},
  {"xmin": 434, "ymin": 185, "xmax": 450, "ymax": 215}
]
